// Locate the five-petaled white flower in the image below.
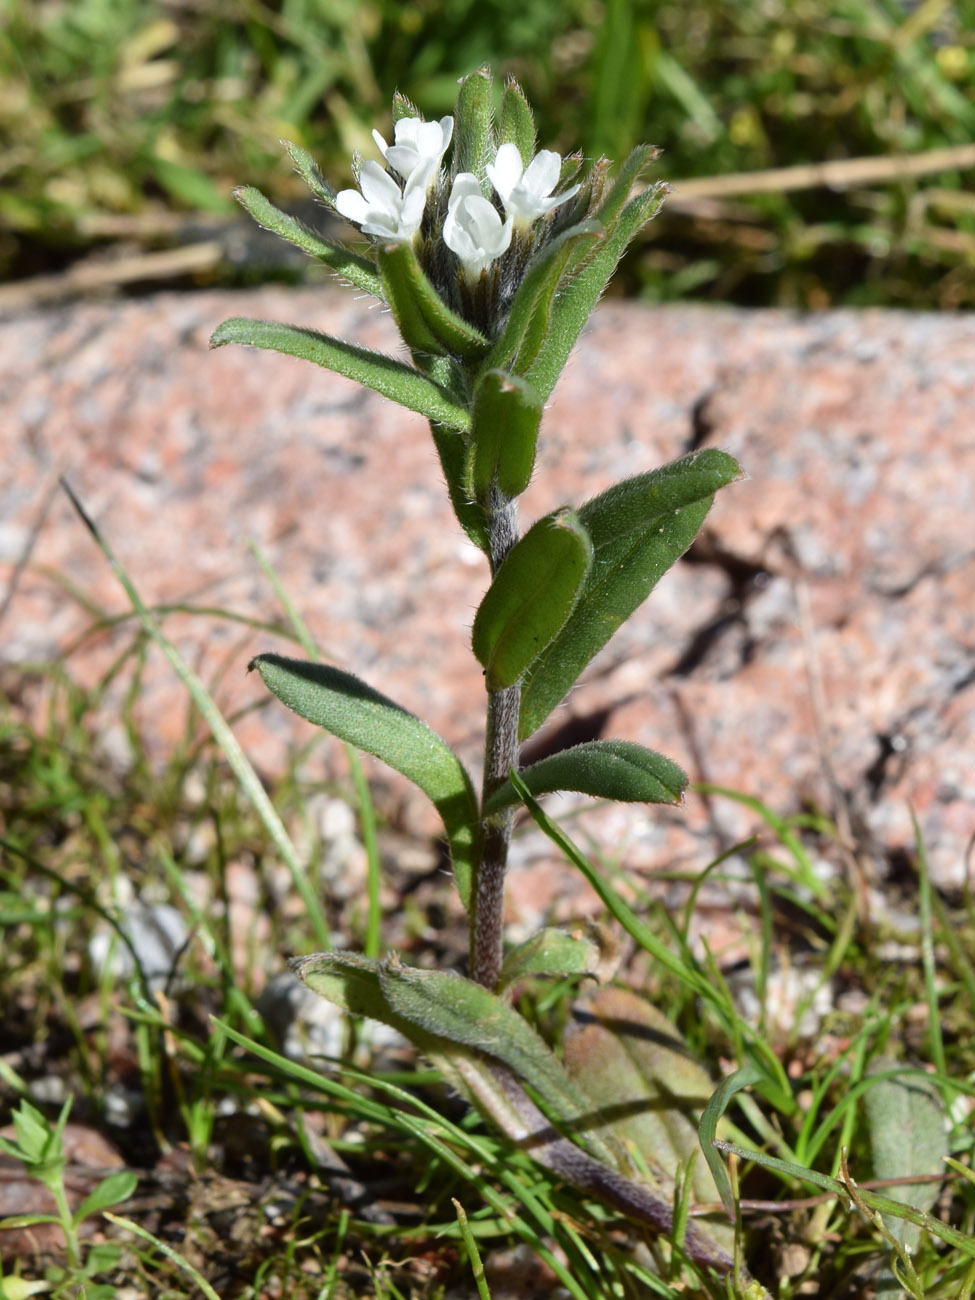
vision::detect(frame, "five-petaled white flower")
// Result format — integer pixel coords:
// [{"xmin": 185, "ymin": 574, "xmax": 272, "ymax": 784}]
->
[
  {"xmin": 335, "ymin": 160, "xmax": 426, "ymax": 243},
  {"xmin": 443, "ymin": 174, "xmax": 513, "ymax": 278},
  {"xmin": 372, "ymin": 115, "xmax": 454, "ymax": 192},
  {"xmin": 486, "ymin": 142, "xmax": 580, "ymax": 227}
]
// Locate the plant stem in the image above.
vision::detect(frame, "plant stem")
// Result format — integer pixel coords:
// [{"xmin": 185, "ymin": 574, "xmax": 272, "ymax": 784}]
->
[{"xmin": 471, "ymin": 489, "xmax": 520, "ymax": 990}]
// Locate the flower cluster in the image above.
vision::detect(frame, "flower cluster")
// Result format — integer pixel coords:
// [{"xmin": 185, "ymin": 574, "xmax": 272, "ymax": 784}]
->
[{"xmin": 335, "ymin": 109, "xmax": 580, "ymax": 284}]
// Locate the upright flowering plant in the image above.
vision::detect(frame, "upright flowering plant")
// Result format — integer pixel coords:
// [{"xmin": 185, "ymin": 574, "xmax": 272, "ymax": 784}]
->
[{"xmin": 212, "ymin": 69, "xmax": 760, "ymax": 1291}]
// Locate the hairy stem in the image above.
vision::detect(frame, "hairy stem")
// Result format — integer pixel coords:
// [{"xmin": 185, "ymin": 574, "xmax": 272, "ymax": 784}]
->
[{"xmin": 470, "ymin": 488, "xmax": 520, "ymax": 989}]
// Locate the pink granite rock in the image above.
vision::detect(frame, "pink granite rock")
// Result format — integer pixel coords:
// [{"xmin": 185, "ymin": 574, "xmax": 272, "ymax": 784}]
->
[{"xmin": 1, "ymin": 289, "xmax": 972, "ymax": 923}]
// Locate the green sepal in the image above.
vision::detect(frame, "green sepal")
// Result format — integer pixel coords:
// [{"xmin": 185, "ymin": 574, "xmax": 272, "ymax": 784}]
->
[
  {"xmin": 452, "ymin": 66, "xmax": 495, "ymax": 187},
  {"xmin": 472, "ymin": 508, "xmax": 593, "ymax": 692},
  {"xmin": 378, "ymin": 241, "xmax": 490, "ymax": 361},
  {"xmin": 479, "ymin": 221, "xmax": 603, "ymax": 376},
  {"xmin": 234, "ymin": 185, "xmax": 383, "ymax": 300},
  {"xmin": 392, "ymin": 90, "xmax": 422, "ymax": 124},
  {"xmin": 466, "ymin": 369, "xmax": 542, "ymax": 501},
  {"xmin": 281, "ymin": 140, "xmax": 338, "ymax": 207},
  {"xmin": 498, "ymin": 926, "xmax": 604, "ymax": 990},
  {"xmin": 525, "ymin": 179, "xmax": 668, "ymax": 400},
  {"xmin": 497, "ymin": 79, "xmax": 536, "ymax": 166},
  {"xmin": 249, "ymin": 655, "xmax": 478, "ymax": 909},
  {"xmin": 209, "ymin": 318, "xmax": 470, "ymax": 433},
  {"xmin": 485, "ymin": 740, "xmax": 688, "ymax": 815},
  {"xmin": 519, "ymin": 450, "xmax": 741, "ymax": 739},
  {"xmin": 592, "ymin": 144, "xmax": 659, "ymax": 228}
]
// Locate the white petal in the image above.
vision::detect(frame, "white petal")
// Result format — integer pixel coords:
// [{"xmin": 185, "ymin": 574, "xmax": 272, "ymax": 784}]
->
[
  {"xmin": 448, "ymin": 173, "xmax": 483, "ymax": 212},
  {"xmin": 371, "ymin": 129, "xmax": 390, "ymax": 159},
  {"xmin": 334, "ymin": 189, "xmax": 370, "ymax": 224},
  {"xmin": 444, "ymin": 192, "xmax": 512, "ymax": 275},
  {"xmin": 522, "ymin": 149, "xmax": 562, "ymax": 197},
  {"xmin": 413, "ymin": 119, "xmax": 446, "ymax": 154},
  {"xmin": 487, "ymin": 142, "xmax": 525, "ymax": 201},
  {"xmin": 400, "ymin": 185, "xmax": 427, "ymax": 228},
  {"xmin": 358, "ymin": 160, "xmax": 402, "ymax": 206},
  {"xmin": 359, "ymin": 217, "xmax": 399, "ymax": 240}
]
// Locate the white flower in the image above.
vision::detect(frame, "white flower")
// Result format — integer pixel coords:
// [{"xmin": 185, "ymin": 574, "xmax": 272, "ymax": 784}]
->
[
  {"xmin": 486, "ymin": 142, "xmax": 580, "ymax": 226},
  {"xmin": 334, "ymin": 160, "xmax": 426, "ymax": 243},
  {"xmin": 372, "ymin": 115, "xmax": 453, "ymax": 191},
  {"xmin": 443, "ymin": 174, "xmax": 513, "ymax": 277}
]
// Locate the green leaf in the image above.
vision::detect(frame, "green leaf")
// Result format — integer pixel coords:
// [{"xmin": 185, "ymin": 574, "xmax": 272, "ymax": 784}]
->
[
  {"xmin": 378, "ymin": 242, "xmax": 490, "ymax": 361},
  {"xmin": 209, "ymin": 318, "xmax": 470, "ymax": 432},
  {"xmin": 485, "ymin": 739, "xmax": 687, "ymax": 815},
  {"xmin": 466, "ymin": 369, "xmax": 542, "ymax": 502},
  {"xmin": 479, "ymin": 221, "xmax": 603, "ymax": 376},
  {"xmin": 497, "ymin": 79, "xmax": 536, "ymax": 166},
  {"xmin": 293, "ymin": 950, "xmax": 398, "ymax": 1023},
  {"xmin": 472, "ymin": 508, "xmax": 593, "ymax": 691},
  {"xmin": 73, "ymin": 1171, "xmax": 139, "ymax": 1226},
  {"xmin": 498, "ymin": 926, "xmax": 604, "ymax": 989},
  {"xmin": 864, "ymin": 1061, "xmax": 947, "ymax": 1251},
  {"xmin": 250, "ymin": 655, "xmax": 478, "ymax": 909},
  {"xmin": 378, "ymin": 959, "xmax": 615, "ymax": 1161},
  {"xmin": 234, "ymin": 185, "xmax": 383, "ymax": 299},
  {"xmin": 519, "ymin": 449, "xmax": 742, "ymax": 739},
  {"xmin": 452, "ymin": 66, "xmax": 495, "ymax": 186},
  {"xmin": 564, "ymin": 986, "xmax": 732, "ymax": 1232},
  {"xmin": 525, "ymin": 181, "xmax": 668, "ymax": 400}
]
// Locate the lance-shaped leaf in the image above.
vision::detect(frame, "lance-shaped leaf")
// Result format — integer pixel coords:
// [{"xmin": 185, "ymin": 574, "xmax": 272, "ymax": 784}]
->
[
  {"xmin": 519, "ymin": 449, "xmax": 741, "ymax": 739},
  {"xmin": 378, "ymin": 959, "xmax": 615, "ymax": 1162},
  {"xmin": 864, "ymin": 1059, "xmax": 947, "ymax": 1256},
  {"xmin": 293, "ymin": 950, "xmax": 398, "ymax": 1023},
  {"xmin": 564, "ymin": 985, "xmax": 732, "ymax": 1237},
  {"xmin": 479, "ymin": 221, "xmax": 602, "ymax": 376},
  {"xmin": 466, "ymin": 369, "xmax": 542, "ymax": 501},
  {"xmin": 497, "ymin": 79, "xmax": 536, "ymax": 166},
  {"xmin": 472, "ymin": 508, "xmax": 593, "ymax": 692},
  {"xmin": 234, "ymin": 185, "xmax": 383, "ymax": 300},
  {"xmin": 250, "ymin": 655, "xmax": 478, "ymax": 908},
  {"xmin": 526, "ymin": 179, "xmax": 668, "ymax": 400},
  {"xmin": 293, "ymin": 951, "xmax": 616, "ymax": 1164},
  {"xmin": 378, "ymin": 242, "xmax": 490, "ymax": 361},
  {"xmin": 210, "ymin": 319, "xmax": 470, "ymax": 432},
  {"xmin": 452, "ymin": 66, "xmax": 494, "ymax": 186},
  {"xmin": 485, "ymin": 740, "xmax": 687, "ymax": 815},
  {"xmin": 498, "ymin": 926, "xmax": 605, "ymax": 989}
]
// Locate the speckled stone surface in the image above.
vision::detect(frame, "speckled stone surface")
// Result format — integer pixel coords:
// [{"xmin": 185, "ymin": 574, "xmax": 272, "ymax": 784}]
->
[{"xmin": 2, "ymin": 288, "xmax": 972, "ymax": 920}]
